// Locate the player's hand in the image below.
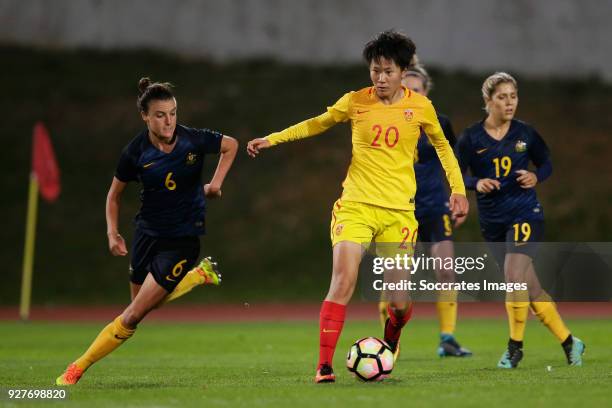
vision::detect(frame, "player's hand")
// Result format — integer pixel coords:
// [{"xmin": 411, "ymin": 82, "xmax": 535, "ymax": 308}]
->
[
  {"xmin": 516, "ymin": 169, "xmax": 537, "ymax": 189},
  {"xmin": 247, "ymin": 138, "xmax": 271, "ymax": 157},
  {"xmin": 453, "ymin": 213, "xmax": 467, "ymax": 228},
  {"xmin": 108, "ymin": 233, "xmax": 128, "ymax": 256},
  {"xmin": 449, "ymin": 193, "xmax": 469, "ymax": 219},
  {"xmin": 476, "ymin": 178, "xmax": 501, "ymax": 193},
  {"xmin": 204, "ymin": 183, "xmax": 222, "ymax": 199}
]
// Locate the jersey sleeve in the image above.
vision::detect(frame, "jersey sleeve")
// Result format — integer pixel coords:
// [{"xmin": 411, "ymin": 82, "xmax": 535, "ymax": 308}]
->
[
  {"xmin": 439, "ymin": 115, "xmax": 457, "ymax": 147},
  {"xmin": 114, "ymin": 146, "xmax": 138, "ymax": 183},
  {"xmin": 528, "ymin": 127, "xmax": 553, "ymax": 182},
  {"xmin": 193, "ymin": 128, "xmax": 223, "ymax": 155},
  {"xmin": 266, "ymin": 92, "xmax": 351, "ymax": 146},
  {"xmin": 422, "ymin": 100, "xmax": 466, "ymax": 195},
  {"xmin": 455, "ymin": 131, "xmax": 478, "ymax": 190}
]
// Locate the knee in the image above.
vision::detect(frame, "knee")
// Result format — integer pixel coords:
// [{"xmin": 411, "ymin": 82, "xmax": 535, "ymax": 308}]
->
[
  {"xmin": 504, "ymin": 269, "xmax": 522, "ymax": 283},
  {"xmin": 437, "ymin": 268, "xmax": 455, "ymax": 283},
  {"xmin": 327, "ymin": 281, "xmax": 354, "ymax": 302},
  {"xmin": 121, "ymin": 307, "xmax": 145, "ymax": 329},
  {"xmin": 327, "ymin": 272, "xmax": 356, "ymax": 303},
  {"xmin": 389, "ymin": 301, "xmax": 410, "ymax": 313}
]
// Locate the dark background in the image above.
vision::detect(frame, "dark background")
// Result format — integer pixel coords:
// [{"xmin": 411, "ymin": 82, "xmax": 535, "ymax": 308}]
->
[{"xmin": 2, "ymin": 46, "xmax": 611, "ymax": 305}]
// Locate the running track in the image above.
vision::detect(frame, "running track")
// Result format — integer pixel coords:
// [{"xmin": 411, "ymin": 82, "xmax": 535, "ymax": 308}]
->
[{"xmin": 1, "ymin": 302, "xmax": 610, "ymax": 322}]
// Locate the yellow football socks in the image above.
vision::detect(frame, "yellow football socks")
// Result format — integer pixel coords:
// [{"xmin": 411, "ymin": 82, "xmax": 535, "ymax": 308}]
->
[
  {"xmin": 505, "ymin": 301, "xmax": 530, "ymax": 341},
  {"xmin": 437, "ymin": 290, "xmax": 458, "ymax": 334},
  {"xmin": 531, "ymin": 292, "xmax": 571, "ymax": 342},
  {"xmin": 163, "ymin": 269, "xmax": 204, "ymax": 304},
  {"xmin": 74, "ymin": 316, "xmax": 135, "ymax": 371}
]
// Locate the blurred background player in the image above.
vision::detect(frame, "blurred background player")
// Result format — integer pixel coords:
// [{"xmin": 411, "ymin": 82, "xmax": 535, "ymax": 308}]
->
[
  {"xmin": 379, "ymin": 61, "xmax": 472, "ymax": 358},
  {"xmin": 56, "ymin": 77, "xmax": 238, "ymax": 385},
  {"xmin": 455, "ymin": 72, "xmax": 585, "ymax": 368},
  {"xmin": 247, "ymin": 30, "xmax": 468, "ymax": 383}
]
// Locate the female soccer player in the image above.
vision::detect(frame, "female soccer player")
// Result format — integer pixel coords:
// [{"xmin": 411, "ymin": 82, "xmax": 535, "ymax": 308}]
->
[
  {"xmin": 247, "ymin": 31, "xmax": 468, "ymax": 383},
  {"xmin": 379, "ymin": 63, "xmax": 471, "ymax": 358},
  {"xmin": 456, "ymin": 72, "xmax": 585, "ymax": 368},
  {"xmin": 56, "ymin": 78, "xmax": 238, "ymax": 385}
]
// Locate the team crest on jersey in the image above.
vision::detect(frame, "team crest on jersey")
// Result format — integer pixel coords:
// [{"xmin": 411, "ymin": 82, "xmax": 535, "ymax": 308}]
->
[
  {"xmin": 186, "ymin": 152, "xmax": 198, "ymax": 165},
  {"xmin": 335, "ymin": 224, "xmax": 344, "ymax": 236},
  {"xmin": 404, "ymin": 109, "xmax": 414, "ymax": 121},
  {"xmin": 515, "ymin": 140, "xmax": 527, "ymax": 152}
]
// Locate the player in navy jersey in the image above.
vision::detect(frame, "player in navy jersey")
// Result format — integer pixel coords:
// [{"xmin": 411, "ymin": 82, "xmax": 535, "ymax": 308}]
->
[
  {"xmin": 456, "ymin": 72, "xmax": 584, "ymax": 368},
  {"xmin": 378, "ymin": 62, "xmax": 471, "ymax": 358},
  {"xmin": 409, "ymin": 64, "xmax": 472, "ymax": 357},
  {"xmin": 56, "ymin": 77, "xmax": 238, "ymax": 385}
]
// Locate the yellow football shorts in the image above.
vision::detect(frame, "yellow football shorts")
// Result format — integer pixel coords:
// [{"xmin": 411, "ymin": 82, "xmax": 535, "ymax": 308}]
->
[{"xmin": 330, "ymin": 199, "xmax": 418, "ymax": 256}]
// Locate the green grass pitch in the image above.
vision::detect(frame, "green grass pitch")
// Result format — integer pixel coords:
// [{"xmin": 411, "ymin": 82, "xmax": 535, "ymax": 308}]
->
[{"xmin": 1, "ymin": 318, "xmax": 610, "ymax": 407}]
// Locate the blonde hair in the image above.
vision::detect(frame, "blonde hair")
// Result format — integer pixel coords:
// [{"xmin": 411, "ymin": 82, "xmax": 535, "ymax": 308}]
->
[
  {"xmin": 482, "ymin": 72, "xmax": 517, "ymax": 111},
  {"xmin": 405, "ymin": 54, "xmax": 432, "ymax": 93}
]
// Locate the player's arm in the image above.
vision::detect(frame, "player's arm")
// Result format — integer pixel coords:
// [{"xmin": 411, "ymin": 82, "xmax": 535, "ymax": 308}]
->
[
  {"xmin": 422, "ymin": 102, "xmax": 468, "ymax": 218},
  {"xmin": 516, "ymin": 128, "xmax": 552, "ymax": 189},
  {"xmin": 205, "ymin": 135, "xmax": 239, "ymax": 198},
  {"xmin": 439, "ymin": 115, "xmax": 457, "ymax": 147},
  {"xmin": 106, "ymin": 177, "xmax": 128, "ymax": 256},
  {"xmin": 456, "ymin": 132, "xmax": 500, "ymax": 194},
  {"xmin": 247, "ymin": 93, "xmax": 351, "ymax": 157}
]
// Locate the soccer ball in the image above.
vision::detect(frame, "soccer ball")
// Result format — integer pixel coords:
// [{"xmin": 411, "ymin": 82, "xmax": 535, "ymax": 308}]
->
[{"xmin": 346, "ymin": 337, "xmax": 394, "ymax": 381}]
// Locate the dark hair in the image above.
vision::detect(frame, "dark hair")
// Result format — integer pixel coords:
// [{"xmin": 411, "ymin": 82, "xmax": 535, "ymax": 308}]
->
[
  {"xmin": 363, "ymin": 30, "xmax": 416, "ymax": 70},
  {"xmin": 136, "ymin": 77, "xmax": 174, "ymax": 113}
]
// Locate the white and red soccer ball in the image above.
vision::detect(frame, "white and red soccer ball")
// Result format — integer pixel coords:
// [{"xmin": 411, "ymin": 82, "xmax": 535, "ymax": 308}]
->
[{"xmin": 346, "ymin": 337, "xmax": 394, "ymax": 381}]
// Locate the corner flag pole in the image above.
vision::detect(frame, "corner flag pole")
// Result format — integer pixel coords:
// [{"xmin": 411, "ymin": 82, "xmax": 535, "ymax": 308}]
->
[
  {"xmin": 20, "ymin": 123, "xmax": 61, "ymax": 321},
  {"xmin": 20, "ymin": 173, "xmax": 39, "ymax": 320}
]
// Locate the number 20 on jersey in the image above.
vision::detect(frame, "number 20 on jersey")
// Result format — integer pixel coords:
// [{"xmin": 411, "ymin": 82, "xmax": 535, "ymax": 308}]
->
[{"xmin": 371, "ymin": 125, "xmax": 400, "ymax": 148}]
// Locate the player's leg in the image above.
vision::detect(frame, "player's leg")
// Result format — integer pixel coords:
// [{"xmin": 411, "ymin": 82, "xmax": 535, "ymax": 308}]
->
[
  {"xmin": 497, "ymin": 251, "xmax": 531, "ymax": 368},
  {"xmin": 432, "ymin": 236, "xmax": 472, "ymax": 357},
  {"xmin": 162, "ymin": 256, "xmax": 221, "ymax": 304},
  {"xmin": 130, "ymin": 282, "xmax": 141, "ymax": 300},
  {"xmin": 57, "ymin": 235, "xmax": 200, "ymax": 385},
  {"xmin": 481, "ymin": 223, "xmax": 525, "ymax": 368},
  {"xmin": 56, "ymin": 272, "xmax": 167, "ymax": 385},
  {"xmin": 524, "ymin": 261, "xmax": 585, "ymax": 365},
  {"xmin": 316, "ymin": 200, "xmax": 372, "ymax": 383},
  {"xmin": 377, "ymin": 208, "xmax": 418, "ymax": 358},
  {"xmin": 316, "ymin": 241, "xmax": 364, "ymax": 383}
]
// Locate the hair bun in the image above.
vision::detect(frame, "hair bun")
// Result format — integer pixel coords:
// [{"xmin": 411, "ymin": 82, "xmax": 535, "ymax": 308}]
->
[{"xmin": 137, "ymin": 77, "xmax": 152, "ymax": 95}]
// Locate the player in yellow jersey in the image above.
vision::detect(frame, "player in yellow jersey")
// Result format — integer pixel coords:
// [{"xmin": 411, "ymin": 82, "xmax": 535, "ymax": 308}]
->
[{"xmin": 247, "ymin": 30, "xmax": 468, "ymax": 383}]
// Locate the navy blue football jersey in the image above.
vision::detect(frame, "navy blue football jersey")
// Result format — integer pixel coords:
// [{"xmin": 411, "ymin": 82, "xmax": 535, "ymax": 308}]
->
[
  {"xmin": 456, "ymin": 119, "xmax": 551, "ymax": 225},
  {"xmin": 414, "ymin": 114, "xmax": 456, "ymax": 220},
  {"xmin": 115, "ymin": 124, "xmax": 222, "ymax": 237}
]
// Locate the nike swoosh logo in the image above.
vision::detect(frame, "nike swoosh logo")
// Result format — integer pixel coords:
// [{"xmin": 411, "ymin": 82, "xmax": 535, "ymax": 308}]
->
[
  {"xmin": 515, "ymin": 242, "xmax": 528, "ymax": 247},
  {"xmin": 356, "ymin": 110, "xmax": 369, "ymax": 114},
  {"xmin": 143, "ymin": 162, "xmax": 156, "ymax": 168},
  {"xmin": 114, "ymin": 335, "xmax": 129, "ymax": 340},
  {"xmin": 322, "ymin": 329, "xmax": 338, "ymax": 333},
  {"xmin": 476, "ymin": 148, "xmax": 488, "ymax": 154}
]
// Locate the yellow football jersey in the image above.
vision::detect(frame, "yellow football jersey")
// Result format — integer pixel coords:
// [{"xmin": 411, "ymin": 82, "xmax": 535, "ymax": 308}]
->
[{"xmin": 266, "ymin": 86, "xmax": 465, "ymax": 210}]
